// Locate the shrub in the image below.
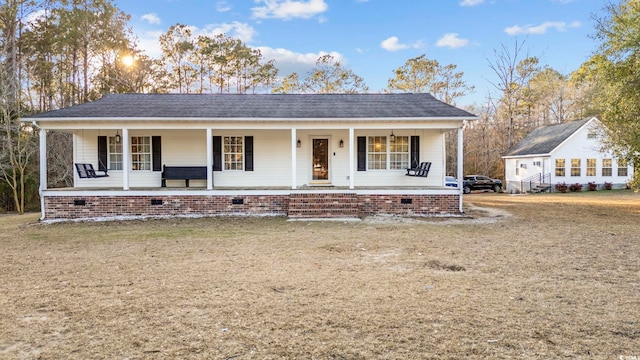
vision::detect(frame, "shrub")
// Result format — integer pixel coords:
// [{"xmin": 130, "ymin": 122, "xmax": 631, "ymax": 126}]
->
[
  {"xmin": 569, "ymin": 183, "xmax": 583, "ymax": 192},
  {"xmin": 604, "ymin": 182, "xmax": 613, "ymax": 190},
  {"xmin": 587, "ymin": 182, "xmax": 598, "ymax": 191},
  {"xmin": 555, "ymin": 182, "xmax": 568, "ymax": 193}
]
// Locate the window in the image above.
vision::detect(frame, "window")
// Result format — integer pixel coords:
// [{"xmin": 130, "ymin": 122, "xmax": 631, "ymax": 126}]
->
[
  {"xmin": 586, "ymin": 158, "xmax": 596, "ymax": 176},
  {"xmin": 108, "ymin": 136, "xmax": 122, "ymax": 170},
  {"xmin": 571, "ymin": 158, "xmax": 581, "ymax": 176},
  {"xmin": 389, "ymin": 136, "xmax": 409, "ymax": 170},
  {"xmin": 555, "ymin": 159, "xmax": 565, "ymax": 177},
  {"xmin": 533, "ymin": 161, "xmax": 541, "ymax": 167},
  {"xmin": 131, "ymin": 136, "xmax": 151, "ymax": 170},
  {"xmin": 618, "ymin": 159, "xmax": 628, "ymax": 177},
  {"xmin": 224, "ymin": 136, "xmax": 243, "ymax": 170},
  {"xmin": 367, "ymin": 136, "xmax": 387, "ymax": 170},
  {"xmin": 587, "ymin": 130, "xmax": 597, "ymax": 139},
  {"xmin": 602, "ymin": 159, "xmax": 612, "ymax": 176}
]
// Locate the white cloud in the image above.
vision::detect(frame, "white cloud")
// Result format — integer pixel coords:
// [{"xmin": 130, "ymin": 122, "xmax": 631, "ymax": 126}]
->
[
  {"xmin": 380, "ymin": 37, "xmax": 409, "ymax": 52},
  {"xmin": 216, "ymin": 1, "xmax": 232, "ymax": 12},
  {"xmin": 252, "ymin": 0, "xmax": 329, "ymax": 20},
  {"xmin": 436, "ymin": 33, "xmax": 469, "ymax": 48},
  {"xmin": 380, "ymin": 36, "xmax": 423, "ymax": 52},
  {"xmin": 460, "ymin": 0, "xmax": 484, "ymax": 6},
  {"xmin": 505, "ymin": 21, "xmax": 581, "ymax": 35},
  {"xmin": 141, "ymin": 13, "xmax": 161, "ymax": 25},
  {"xmin": 256, "ymin": 47, "xmax": 345, "ymax": 76}
]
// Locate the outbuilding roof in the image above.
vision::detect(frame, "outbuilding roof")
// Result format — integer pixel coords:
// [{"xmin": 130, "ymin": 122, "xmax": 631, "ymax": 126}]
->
[
  {"xmin": 503, "ymin": 117, "xmax": 594, "ymax": 157},
  {"xmin": 25, "ymin": 93, "xmax": 476, "ymax": 120}
]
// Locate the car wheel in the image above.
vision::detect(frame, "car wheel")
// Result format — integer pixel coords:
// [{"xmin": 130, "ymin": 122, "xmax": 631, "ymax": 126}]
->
[
  {"xmin": 463, "ymin": 186, "xmax": 471, "ymax": 194},
  {"xmin": 493, "ymin": 185, "xmax": 501, "ymax": 192}
]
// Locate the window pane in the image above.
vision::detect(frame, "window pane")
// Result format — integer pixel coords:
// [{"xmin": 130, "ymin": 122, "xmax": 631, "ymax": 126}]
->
[
  {"xmin": 224, "ymin": 136, "xmax": 244, "ymax": 170},
  {"xmin": 586, "ymin": 158, "xmax": 596, "ymax": 176},
  {"xmin": 555, "ymin": 158, "xmax": 565, "ymax": 177},
  {"xmin": 571, "ymin": 159, "xmax": 581, "ymax": 177},
  {"xmin": 131, "ymin": 136, "xmax": 151, "ymax": 171},
  {"xmin": 367, "ymin": 136, "xmax": 387, "ymax": 170},
  {"xmin": 390, "ymin": 136, "xmax": 409, "ymax": 169}
]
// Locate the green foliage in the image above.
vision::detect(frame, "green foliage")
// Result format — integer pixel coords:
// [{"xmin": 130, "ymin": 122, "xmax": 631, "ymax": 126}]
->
[
  {"xmin": 386, "ymin": 54, "xmax": 474, "ymax": 104},
  {"xmin": 273, "ymin": 55, "xmax": 368, "ymax": 94},
  {"xmin": 577, "ymin": 0, "xmax": 640, "ymax": 189}
]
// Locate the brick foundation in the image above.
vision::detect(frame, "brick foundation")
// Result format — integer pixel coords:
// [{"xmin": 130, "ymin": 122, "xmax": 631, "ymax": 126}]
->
[{"xmin": 43, "ymin": 193, "xmax": 460, "ymax": 220}]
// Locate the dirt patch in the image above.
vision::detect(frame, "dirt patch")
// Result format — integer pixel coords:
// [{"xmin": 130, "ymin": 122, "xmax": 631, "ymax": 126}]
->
[{"xmin": 1, "ymin": 192, "xmax": 639, "ymax": 359}]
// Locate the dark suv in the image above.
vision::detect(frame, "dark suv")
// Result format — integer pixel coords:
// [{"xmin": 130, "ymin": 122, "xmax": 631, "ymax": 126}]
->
[{"xmin": 463, "ymin": 175, "xmax": 502, "ymax": 194}]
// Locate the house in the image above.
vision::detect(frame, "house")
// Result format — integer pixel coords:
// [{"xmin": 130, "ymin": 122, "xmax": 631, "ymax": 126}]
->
[
  {"xmin": 25, "ymin": 93, "xmax": 477, "ymax": 220},
  {"xmin": 502, "ymin": 117, "xmax": 633, "ymax": 193}
]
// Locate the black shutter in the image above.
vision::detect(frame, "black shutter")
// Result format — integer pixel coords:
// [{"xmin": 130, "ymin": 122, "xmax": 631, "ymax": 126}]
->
[
  {"xmin": 97, "ymin": 136, "xmax": 108, "ymax": 171},
  {"xmin": 152, "ymin": 136, "xmax": 162, "ymax": 171},
  {"xmin": 357, "ymin": 136, "xmax": 366, "ymax": 171},
  {"xmin": 213, "ymin": 136, "xmax": 222, "ymax": 171},
  {"xmin": 410, "ymin": 135, "xmax": 420, "ymax": 167},
  {"xmin": 245, "ymin": 136, "xmax": 254, "ymax": 171}
]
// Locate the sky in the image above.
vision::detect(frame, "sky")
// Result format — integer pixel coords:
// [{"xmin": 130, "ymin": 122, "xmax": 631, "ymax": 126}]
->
[{"xmin": 115, "ymin": 0, "xmax": 607, "ymax": 107}]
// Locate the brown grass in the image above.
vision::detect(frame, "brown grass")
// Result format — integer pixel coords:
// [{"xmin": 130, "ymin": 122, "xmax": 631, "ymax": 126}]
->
[{"xmin": 1, "ymin": 191, "xmax": 639, "ymax": 359}]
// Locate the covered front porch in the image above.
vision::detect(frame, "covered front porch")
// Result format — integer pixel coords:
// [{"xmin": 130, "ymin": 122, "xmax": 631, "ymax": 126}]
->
[{"xmin": 28, "ymin": 93, "xmax": 474, "ymax": 220}]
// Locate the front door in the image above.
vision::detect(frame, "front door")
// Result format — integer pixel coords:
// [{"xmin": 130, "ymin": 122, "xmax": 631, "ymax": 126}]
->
[{"xmin": 312, "ymin": 138, "xmax": 329, "ymax": 183}]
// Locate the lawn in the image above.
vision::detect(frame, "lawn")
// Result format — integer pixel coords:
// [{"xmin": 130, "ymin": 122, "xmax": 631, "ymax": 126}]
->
[{"xmin": 1, "ymin": 191, "xmax": 639, "ymax": 359}]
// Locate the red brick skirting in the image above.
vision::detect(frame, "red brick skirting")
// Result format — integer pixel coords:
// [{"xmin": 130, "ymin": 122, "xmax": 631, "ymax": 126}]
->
[{"xmin": 43, "ymin": 193, "xmax": 460, "ymax": 220}]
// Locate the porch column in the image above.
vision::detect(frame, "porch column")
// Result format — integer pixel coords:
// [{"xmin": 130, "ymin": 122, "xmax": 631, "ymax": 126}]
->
[
  {"xmin": 457, "ymin": 125, "xmax": 464, "ymax": 212},
  {"xmin": 122, "ymin": 128, "xmax": 130, "ymax": 190},
  {"xmin": 291, "ymin": 128, "xmax": 297, "ymax": 189},
  {"xmin": 349, "ymin": 128, "xmax": 355, "ymax": 189},
  {"xmin": 39, "ymin": 128, "xmax": 47, "ymax": 220},
  {"xmin": 206, "ymin": 128, "xmax": 213, "ymax": 190}
]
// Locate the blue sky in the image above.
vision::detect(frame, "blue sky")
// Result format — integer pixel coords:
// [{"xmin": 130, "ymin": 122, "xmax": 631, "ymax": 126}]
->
[{"xmin": 117, "ymin": 0, "xmax": 606, "ymax": 106}]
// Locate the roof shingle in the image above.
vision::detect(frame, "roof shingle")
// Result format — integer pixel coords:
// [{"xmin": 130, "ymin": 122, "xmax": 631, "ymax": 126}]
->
[
  {"xmin": 25, "ymin": 93, "xmax": 476, "ymax": 119},
  {"xmin": 503, "ymin": 118, "xmax": 593, "ymax": 157}
]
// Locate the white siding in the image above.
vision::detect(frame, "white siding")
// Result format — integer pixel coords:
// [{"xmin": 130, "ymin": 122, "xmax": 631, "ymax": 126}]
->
[
  {"xmin": 73, "ymin": 128, "xmax": 451, "ymax": 189},
  {"xmin": 504, "ymin": 120, "xmax": 633, "ymax": 192}
]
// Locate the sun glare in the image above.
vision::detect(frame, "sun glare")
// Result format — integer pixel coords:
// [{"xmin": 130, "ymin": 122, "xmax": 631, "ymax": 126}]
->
[{"xmin": 121, "ymin": 55, "xmax": 135, "ymax": 67}]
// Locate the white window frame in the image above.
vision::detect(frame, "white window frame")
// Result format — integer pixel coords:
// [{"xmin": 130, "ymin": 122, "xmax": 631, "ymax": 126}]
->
[
  {"xmin": 602, "ymin": 159, "xmax": 612, "ymax": 176},
  {"xmin": 223, "ymin": 136, "xmax": 244, "ymax": 171},
  {"xmin": 555, "ymin": 158, "xmax": 565, "ymax": 177},
  {"xmin": 131, "ymin": 136, "xmax": 151, "ymax": 171},
  {"xmin": 571, "ymin": 158, "xmax": 581, "ymax": 177},
  {"xmin": 367, "ymin": 135, "xmax": 410, "ymax": 170},
  {"xmin": 586, "ymin": 158, "xmax": 596, "ymax": 176},
  {"xmin": 108, "ymin": 136, "xmax": 122, "ymax": 170}
]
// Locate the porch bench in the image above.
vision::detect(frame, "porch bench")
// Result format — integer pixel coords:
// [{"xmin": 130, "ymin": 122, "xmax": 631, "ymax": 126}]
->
[
  {"xmin": 161, "ymin": 165, "xmax": 207, "ymax": 187},
  {"xmin": 406, "ymin": 161, "xmax": 431, "ymax": 178},
  {"xmin": 75, "ymin": 163, "xmax": 109, "ymax": 178}
]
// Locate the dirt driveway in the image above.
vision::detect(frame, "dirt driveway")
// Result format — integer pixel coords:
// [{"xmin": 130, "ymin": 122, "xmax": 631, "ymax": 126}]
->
[{"xmin": 0, "ymin": 191, "xmax": 638, "ymax": 359}]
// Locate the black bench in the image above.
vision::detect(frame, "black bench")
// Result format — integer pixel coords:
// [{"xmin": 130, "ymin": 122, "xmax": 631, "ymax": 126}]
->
[
  {"xmin": 161, "ymin": 165, "xmax": 207, "ymax": 187},
  {"xmin": 406, "ymin": 162, "xmax": 431, "ymax": 177},
  {"xmin": 75, "ymin": 163, "xmax": 109, "ymax": 178}
]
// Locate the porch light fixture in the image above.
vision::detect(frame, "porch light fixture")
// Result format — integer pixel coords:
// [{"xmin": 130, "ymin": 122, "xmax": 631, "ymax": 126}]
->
[
  {"xmin": 297, "ymin": 139, "xmax": 301, "ymax": 148},
  {"xmin": 115, "ymin": 129, "xmax": 121, "ymax": 143},
  {"xmin": 390, "ymin": 131, "xmax": 395, "ymax": 142},
  {"xmin": 339, "ymin": 139, "xmax": 344, "ymax": 148}
]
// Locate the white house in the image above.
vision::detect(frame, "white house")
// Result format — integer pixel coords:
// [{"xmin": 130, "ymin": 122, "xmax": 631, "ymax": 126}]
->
[
  {"xmin": 24, "ymin": 93, "xmax": 477, "ymax": 220},
  {"xmin": 502, "ymin": 117, "xmax": 633, "ymax": 193}
]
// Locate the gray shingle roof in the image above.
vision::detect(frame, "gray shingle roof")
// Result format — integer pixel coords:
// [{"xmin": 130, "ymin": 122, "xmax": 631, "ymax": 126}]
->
[
  {"xmin": 503, "ymin": 118, "xmax": 593, "ymax": 157},
  {"xmin": 25, "ymin": 93, "xmax": 476, "ymax": 120}
]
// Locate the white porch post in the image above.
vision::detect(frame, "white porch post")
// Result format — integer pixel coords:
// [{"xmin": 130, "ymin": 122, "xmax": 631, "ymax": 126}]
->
[
  {"xmin": 457, "ymin": 125, "xmax": 464, "ymax": 212},
  {"xmin": 349, "ymin": 128, "xmax": 355, "ymax": 189},
  {"xmin": 39, "ymin": 128, "xmax": 47, "ymax": 220},
  {"xmin": 206, "ymin": 128, "xmax": 213, "ymax": 190},
  {"xmin": 291, "ymin": 128, "xmax": 297, "ymax": 189},
  {"xmin": 122, "ymin": 128, "xmax": 130, "ymax": 190}
]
